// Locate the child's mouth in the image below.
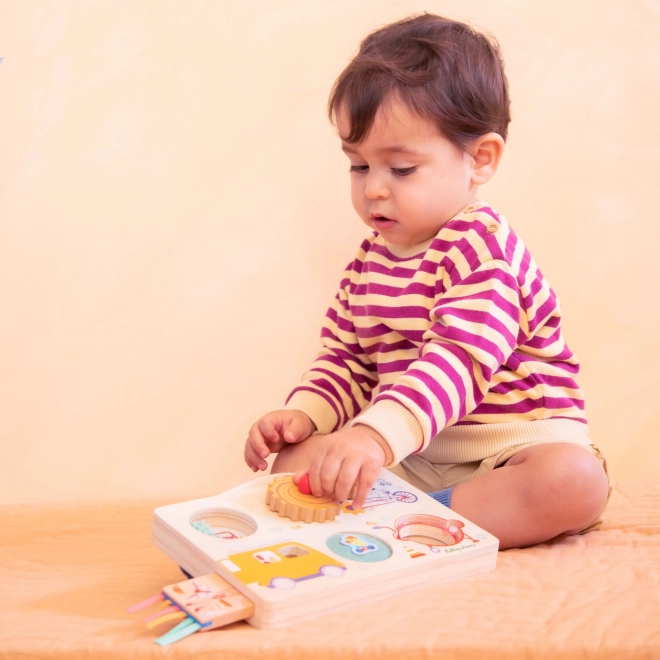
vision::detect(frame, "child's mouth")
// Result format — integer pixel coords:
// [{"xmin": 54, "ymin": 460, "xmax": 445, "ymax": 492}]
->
[{"xmin": 372, "ymin": 215, "xmax": 397, "ymax": 231}]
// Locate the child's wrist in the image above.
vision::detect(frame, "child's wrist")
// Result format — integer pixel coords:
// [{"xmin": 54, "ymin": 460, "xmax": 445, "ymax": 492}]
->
[
  {"xmin": 354, "ymin": 424, "xmax": 394, "ymax": 465},
  {"xmin": 300, "ymin": 412, "xmax": 317, "ymax": 437}
]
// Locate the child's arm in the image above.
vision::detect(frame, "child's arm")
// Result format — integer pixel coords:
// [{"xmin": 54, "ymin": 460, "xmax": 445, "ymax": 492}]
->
[
  {"xmin": 352, "ymin": 257, "xmax": 528, "ymax": 465},
  {"xmin": 293, "ymin": 256, "xmax": 527, "ymax": 503},
  {"xmin": 244, "ymin": 245, "xmax": 378, "ymax": 473},
  {"xmin": 284, "ymin": 242, "xmax": 379, "ymax": 436},
  {"xmin": 244, "ymin": 409, "xmax": 316, "ymax": 472}
]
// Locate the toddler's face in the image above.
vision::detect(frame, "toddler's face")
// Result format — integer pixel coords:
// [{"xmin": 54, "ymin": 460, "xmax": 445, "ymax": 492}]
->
[{"xmin": 337, "ymin": 100, "xmax": 477, "ymax": 245}]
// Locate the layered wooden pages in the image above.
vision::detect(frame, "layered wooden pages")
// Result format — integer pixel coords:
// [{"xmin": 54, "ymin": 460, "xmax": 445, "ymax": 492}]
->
[{"xmin": 152, "ymin": 470, "xmax": 499, "ymax": 629}]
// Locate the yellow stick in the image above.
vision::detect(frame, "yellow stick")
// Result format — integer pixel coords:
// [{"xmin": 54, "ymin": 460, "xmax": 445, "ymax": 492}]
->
[{"xmin": 145, "ymin": 611, "xmax": 187, "ymax": 629}]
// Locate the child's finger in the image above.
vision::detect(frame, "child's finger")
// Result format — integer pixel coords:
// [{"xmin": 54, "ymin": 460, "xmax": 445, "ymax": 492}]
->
[
  {"xmin": 244, "ymin": 443, "xmax": 267, "ymax": 471},
  {"xmin": 243, "ymin": 450, "xmax": 258, "ymax": 472},
  {"xmin": 319, "ymin": 455, "xmax": 344, "ymax": 499},
  {"xmin": 282, "ymin": 413, "xmax": 312, "ymax": 444},
  {"xmin": 307, "ymin": 448, "xmax": 332, "ymax": 498},
  {"xmin": 245, "ymin": 458, "xmax": 259, "ymax": 472},
  {"xmin": 247, "ymin": 428, "xmax": 268, "ymax": 459},
  {"xmin": 258, "ymin": 418, "xmax": 281, "ymax": 446},
  {"xmin": 351, "ymin": 464, "xmax": 380, "ymax": 510},
  {"xmin": 250, "ymin": 421, "xmax": 281, "ymax": 459},
  {"xmin": 246, "ymin": 424, "xmax": 275, "ymax": 465},
  {"xmin": 334, "ymin": 462, "xmax": 360, "ymax": 503}
]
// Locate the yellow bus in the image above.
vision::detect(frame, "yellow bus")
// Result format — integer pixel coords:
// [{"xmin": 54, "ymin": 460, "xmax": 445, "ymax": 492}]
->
[{"xmin": 219, "ymin": 541, "xmax": 346, "ymax": 589}]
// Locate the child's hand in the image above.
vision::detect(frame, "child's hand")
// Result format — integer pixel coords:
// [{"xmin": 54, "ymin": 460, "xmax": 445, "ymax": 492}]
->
[
  {"xmin": 244, "ymin": 410, "xmax": 316, "ymax": 472},
  {"xmin": 294, "ymin": 425, "xmax": 393, "ymax": 510}
]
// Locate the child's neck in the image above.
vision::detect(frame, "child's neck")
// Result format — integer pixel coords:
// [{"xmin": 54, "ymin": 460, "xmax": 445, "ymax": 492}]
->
[
  {"xmin": 384, "ymin": 236, "xmax": 436, "ymax": 259},
  {"xmin": 383, "ymin": 199, "xmax": 486, "ymax": 258}
]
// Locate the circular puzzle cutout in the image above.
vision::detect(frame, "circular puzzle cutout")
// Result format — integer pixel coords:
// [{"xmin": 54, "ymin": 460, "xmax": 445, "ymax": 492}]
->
[{"xmin": 189, "ymin": 508, "xmax": 257, "ymax": 539}]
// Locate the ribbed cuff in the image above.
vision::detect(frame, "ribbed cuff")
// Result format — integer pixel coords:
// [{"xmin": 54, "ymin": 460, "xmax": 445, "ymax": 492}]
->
[
  {"xmin": 419, "ymin": 418, "xmax": 591, "ymax": 464},
  {"xmin": 284, "ymin": 390, "xmax": 338, "ymax": 435},
  {"xmin": 350, "ymin": 399, "xmax": 423, "ymax": 467}
]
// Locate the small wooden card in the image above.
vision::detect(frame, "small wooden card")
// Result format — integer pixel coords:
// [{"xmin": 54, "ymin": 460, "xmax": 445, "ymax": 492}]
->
[{"xmin": 162, "ymin": 573, "xmax": 254, "ymax": 630}]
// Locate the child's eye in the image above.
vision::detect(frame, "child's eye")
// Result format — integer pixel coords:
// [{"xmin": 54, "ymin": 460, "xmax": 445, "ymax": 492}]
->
[
  {"xmin": 391, "ymin": 167, "xmax": 417, "ymax": 177},
  {"xmin": 350, "ymin": 165, "xmax": 369, "ymax": 173}
]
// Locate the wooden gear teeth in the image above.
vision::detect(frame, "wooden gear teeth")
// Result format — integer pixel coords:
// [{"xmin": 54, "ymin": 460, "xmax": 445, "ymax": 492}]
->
[{"xmin": 266, "ymin": 476, "xmax": 339, "ymax": 523}]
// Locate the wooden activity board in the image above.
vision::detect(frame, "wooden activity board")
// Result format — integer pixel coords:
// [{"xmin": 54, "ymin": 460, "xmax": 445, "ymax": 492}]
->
[{"xmin": 151, "ymin": 469, "xmax": 499, "ymax": 631}]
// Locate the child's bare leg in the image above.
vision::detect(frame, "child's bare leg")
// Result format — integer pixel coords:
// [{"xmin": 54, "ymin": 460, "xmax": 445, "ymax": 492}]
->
[
  {"xmin": 450, "ymin": 443, "xmax": 609, "ymax": 550},
  {"xmin": 270, "ymin": 434, "xmax": 327, "ymax": 474}
]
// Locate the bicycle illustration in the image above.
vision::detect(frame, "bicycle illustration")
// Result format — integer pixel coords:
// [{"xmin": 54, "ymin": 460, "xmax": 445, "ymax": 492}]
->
[{"xmin": 341, "ymin": 478, "xmax": 418, "ymax": 515}]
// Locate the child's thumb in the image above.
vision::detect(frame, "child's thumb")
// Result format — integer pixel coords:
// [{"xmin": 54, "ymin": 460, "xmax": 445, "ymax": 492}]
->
[{"xmin": 284, "ymin": 417, "xmax": 310, "ymax": 444}]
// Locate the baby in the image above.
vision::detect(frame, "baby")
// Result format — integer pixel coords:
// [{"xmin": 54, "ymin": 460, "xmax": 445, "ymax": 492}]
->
[{"xmin": 243, "ymin": 13, "xmax": 609, "ymax": 549}]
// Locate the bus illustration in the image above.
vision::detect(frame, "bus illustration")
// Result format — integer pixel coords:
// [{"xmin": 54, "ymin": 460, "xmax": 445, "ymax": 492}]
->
[{"xmin": 218, "ymin": 541, "xmax": 346, "ymax": 589}]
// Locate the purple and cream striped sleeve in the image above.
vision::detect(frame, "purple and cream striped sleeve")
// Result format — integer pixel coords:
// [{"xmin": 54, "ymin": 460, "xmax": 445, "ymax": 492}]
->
[
  {"xmin": 285, "ymin": 256, "xmax": 379, "ymax": 435},
  {"xmin": 353, "ymin": 258, "xmax": 525, "ymax": 465}
]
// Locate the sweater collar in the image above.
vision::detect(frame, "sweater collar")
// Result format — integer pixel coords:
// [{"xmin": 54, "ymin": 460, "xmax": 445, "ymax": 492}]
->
[{"xmin": 382, "ymin": 200, "xmax": 487, "ymax": 259}]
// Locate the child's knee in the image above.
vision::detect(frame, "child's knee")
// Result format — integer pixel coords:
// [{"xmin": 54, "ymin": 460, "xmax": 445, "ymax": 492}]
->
[
  {"xmin": 559, "ymin": 448, "xmax": 610, "ymax": 533},
  {"xmin": 554, "ymin": 445, "xmax": 608, "ymax": 498},
  {"xmin": 513, "ymin": 443, "xmax": 609, "ymax": 514}
]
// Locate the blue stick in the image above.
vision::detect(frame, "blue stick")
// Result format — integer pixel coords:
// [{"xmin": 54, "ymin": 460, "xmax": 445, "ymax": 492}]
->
[{"xmin": 154, "ymin": 618, "xmax": 202, "ymax": 646}]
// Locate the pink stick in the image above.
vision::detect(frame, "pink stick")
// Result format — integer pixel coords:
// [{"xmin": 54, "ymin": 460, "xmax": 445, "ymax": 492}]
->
[{"xmin": 126, "ymin": 593, "xmax": 165, "ymax": 613}]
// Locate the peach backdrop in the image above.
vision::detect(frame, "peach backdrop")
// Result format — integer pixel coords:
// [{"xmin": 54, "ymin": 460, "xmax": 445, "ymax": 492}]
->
[{"xmin": 1, "ymin": 1, "xmax": 659, "ymax": 505}]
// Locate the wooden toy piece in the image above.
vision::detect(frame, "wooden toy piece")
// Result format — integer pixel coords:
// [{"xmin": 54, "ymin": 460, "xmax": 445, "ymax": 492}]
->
[
  {"xmin": 297, "ymin": 473, "xmax": 311, "ymax": 495},
  {"xmin": 127, "ymin": 593, "xmax": 165, "ymax": 613},
  {"xmin": 161, "ymin": 572, "xmax": 254, "ymax": 631},
  {"xmin": 146, "ymin": 610, "xmax": 187, "ymax": 629},
  {"xmin": 128, "ymin": 573, "xmax": 255, "ymax": 646},
  {"xmin": 296, "ymin": 473, "xmax": 358, "ymax": 499},
  {"xmin": 152, "ymin": 470, "xmax": 500, "ymax": 631},
  {"xmin": 266, "ymin": 475, "xmax": 339, "ymax": 523},
  {"xmin": 154, "ymin": 618, "xmax": 201, "ymax": 646},
  {"xmin": 144, "ymin": 605, "xmax": 181, "ymax": 622}
]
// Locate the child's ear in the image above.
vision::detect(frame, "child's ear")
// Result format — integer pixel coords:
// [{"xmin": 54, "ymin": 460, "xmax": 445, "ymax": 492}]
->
[{"xmin": 468, "ymin": 133, "xmax": 504, "ymax": 186}]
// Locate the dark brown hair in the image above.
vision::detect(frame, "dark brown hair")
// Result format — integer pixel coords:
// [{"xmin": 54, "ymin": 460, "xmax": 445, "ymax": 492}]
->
[{"xmin": 328, "ymin": 13, "xmax": 511, "ymax": 151}]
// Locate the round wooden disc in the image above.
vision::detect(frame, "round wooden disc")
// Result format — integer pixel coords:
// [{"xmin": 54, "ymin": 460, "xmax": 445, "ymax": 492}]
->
[{"xmin": 265, "ymin": 476, "xmax": 339, "ymax": 523}]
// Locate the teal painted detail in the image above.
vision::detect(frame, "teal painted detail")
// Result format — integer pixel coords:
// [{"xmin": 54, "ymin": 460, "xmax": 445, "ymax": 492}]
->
[
  {"xmin": 326, "ymin": 532, "xmax": 392, "ymax": 563},
  {"xmin": 191, "ymin": 520, "xmax": 216, "ymax": 536}
]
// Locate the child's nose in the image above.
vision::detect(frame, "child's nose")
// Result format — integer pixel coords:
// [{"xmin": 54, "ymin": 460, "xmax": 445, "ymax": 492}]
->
[{"xmin": 364, "ymin": 173, "xmax": 389, "ymax": 200}]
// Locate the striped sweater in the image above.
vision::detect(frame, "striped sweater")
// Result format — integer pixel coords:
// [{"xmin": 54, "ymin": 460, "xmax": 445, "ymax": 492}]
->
[{"xmin": 285, "ymin": 202, "xmax": 586, "ymax": 466}]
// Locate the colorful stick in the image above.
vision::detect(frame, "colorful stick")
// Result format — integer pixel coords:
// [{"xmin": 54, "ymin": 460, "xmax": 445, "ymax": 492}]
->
[
  {"xmin": 145, "ymin": 611, "xmax": 187, "ymax": 629},
  {"xmin": 155, "ymin": 619, "xmax": 202, "ymax": 646},
  {"xmin": 126, "ymin": 593, "xmax": 165, "ymax": 613},
  {"xmin": 143, "ymin": 605, "xmax": 181, "ymax": 623}
]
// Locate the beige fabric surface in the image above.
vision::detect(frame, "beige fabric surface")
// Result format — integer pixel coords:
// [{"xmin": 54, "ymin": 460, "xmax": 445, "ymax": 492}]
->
[{"xmin": 1, "ymin": 483, "xmax": 659, "ymax": 659}]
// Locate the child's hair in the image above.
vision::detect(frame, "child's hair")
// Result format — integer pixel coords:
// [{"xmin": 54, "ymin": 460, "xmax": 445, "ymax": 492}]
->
[{"xmin": 328, "ymin": 13, "xmax": 511, "ymax": 152}]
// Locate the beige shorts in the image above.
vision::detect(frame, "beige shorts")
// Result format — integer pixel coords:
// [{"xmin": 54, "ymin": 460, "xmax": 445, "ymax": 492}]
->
[{"xmin": 389, "ymin": 419, "xmax": 611, "ymax": 534}]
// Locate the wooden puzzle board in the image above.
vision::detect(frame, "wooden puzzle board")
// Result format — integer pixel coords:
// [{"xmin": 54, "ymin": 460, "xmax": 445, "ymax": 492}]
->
[{"xmin": 152, "ymin": 470, "xmax": 499, "ymax": 627}]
